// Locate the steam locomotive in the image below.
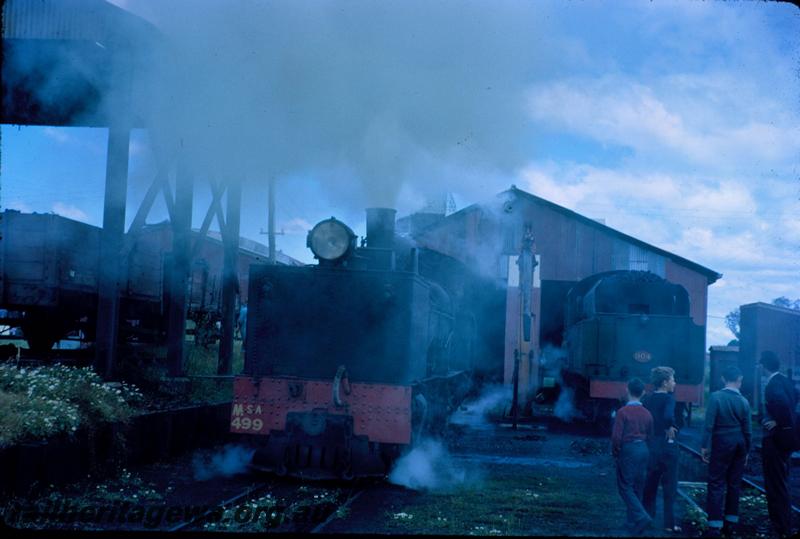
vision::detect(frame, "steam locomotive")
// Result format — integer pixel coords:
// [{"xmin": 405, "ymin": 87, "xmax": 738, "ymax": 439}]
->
[
  {"xmin": 231, "ymin": 208, "xmax": 503, "ymax": 479},
  {"xmin": 559, "ymin": 270, "xmax": 705, "ymax": 423}
]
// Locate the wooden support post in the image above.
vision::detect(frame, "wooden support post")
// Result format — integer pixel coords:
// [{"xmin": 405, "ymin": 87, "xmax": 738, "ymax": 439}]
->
[
  {"xmin": 166, "ymin": 160, "xmax": 193, "ymax": 377},
  {"xmin": 94, "ymin": 126, "xmax": 130, "ymax": 379},
  {"xmin": 218, "ymin": 180, "xmax": 241, "ymax": 375}
]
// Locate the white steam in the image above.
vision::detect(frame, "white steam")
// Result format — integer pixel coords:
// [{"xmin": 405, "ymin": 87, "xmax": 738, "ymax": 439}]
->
[
  {"xmin": 539, "ymin": 345, "xmax": 579, "ymax": 421},
  {"xmin": 388, "ymin": 439, "xmax": 479, "ymax": 492},
  {"xmin": 539, "ymin": 344, "xmax": 567, "ymax": 370},
  {"xmin": 554, "ymin": 386, "xmax": 578, "ymax": 422},
  {"xmin": 107, "ymin": 0, "xmax": 552, "ymax": 208},
  {"xmin": 192, "ymin": 444, "xmax": 255, "ymax": 481},
  {"xmin": 450, "ymin": 385, "xmax": 511, "ymax": 429}
]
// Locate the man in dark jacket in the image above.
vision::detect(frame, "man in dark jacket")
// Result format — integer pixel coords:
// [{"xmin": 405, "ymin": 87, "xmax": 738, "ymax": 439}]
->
[
  {"xmin": 760, "ymin": 351, "xmax": 798, "ymax": 538},
  {"xmin": 643, "ymin": 366, "xmax": 680, "ymax": 533},
  {"xmin": 701, "ymin": 365, "xmax": 752, "ymax": 537}
]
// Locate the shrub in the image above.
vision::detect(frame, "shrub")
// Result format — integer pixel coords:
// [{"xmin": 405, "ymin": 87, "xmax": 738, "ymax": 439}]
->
[{"xmin": 0, "ymin": 363, "xmax": 144, "ymax": 447}]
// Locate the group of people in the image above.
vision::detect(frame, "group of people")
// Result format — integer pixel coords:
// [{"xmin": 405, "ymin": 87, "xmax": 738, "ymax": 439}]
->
[{"xmin": 611, "ymin": 353, "xmax": 798, "ymax": 537}]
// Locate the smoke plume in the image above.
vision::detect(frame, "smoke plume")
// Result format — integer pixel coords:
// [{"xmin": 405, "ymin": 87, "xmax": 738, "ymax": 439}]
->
[
  {"xmin": 103, "ymin": 0, "xmax": 551, "ymax": 209},
  {"xmin": 192, "ymin": 444, "xmax": 255, "ymax": 481}
]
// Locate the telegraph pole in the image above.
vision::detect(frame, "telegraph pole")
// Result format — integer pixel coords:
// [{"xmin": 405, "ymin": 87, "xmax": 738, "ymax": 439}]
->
[{"xmin": 268, "ymin": 177, "xmax": 276, "ymax": 264}]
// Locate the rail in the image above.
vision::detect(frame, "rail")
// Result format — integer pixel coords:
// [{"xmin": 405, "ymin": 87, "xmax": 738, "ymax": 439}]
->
[
  {"xmin": 168, "ymin": 479, "xmax": 363, "ymax": 533},
  {"xmin": 677, "ymin": 441, "xmax": 800, "ymax": 515},
  {"xmin": 168, "ymin": 482, "xmax": 269, "ymax": 532}
]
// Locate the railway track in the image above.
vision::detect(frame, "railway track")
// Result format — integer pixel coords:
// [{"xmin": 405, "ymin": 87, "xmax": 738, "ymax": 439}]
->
[
  {"xmin": 168, "ymin": 482, "xmax": 270, "ymax": 532},
  {"xmin": 677, "ymin": 441, "xmax": 800, "ymax": 515},
  {"xmin": 168, "ymin": 478, "xmax": 365, "ymax": 533}
]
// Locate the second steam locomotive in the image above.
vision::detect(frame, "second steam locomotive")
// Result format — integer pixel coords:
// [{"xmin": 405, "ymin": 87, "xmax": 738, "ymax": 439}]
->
[{"xmin": 558, "ymin": 270, "xmax": 705, "ymax": 423}]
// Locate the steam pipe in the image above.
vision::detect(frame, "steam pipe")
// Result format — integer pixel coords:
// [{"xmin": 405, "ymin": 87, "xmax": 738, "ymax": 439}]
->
[
  {"xmin": 365, "ymin": 208, "xmax": 396, "ymax": 249},
  {"xmin": 409, "ymin": 247, "xmax": 419, "ymax": 273}
]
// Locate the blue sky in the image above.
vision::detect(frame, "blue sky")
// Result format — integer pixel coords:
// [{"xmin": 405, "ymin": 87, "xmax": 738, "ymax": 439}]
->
[{"xmin": 2, "ymin": 0, "xmax": 799, "ymax": 346}]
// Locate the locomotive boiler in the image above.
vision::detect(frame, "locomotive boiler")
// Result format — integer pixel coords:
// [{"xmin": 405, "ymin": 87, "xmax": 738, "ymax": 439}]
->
[
  {"xmin": 231, "ymin": 208, "xmax": 495, "ymax": 479},
  {"xmin": 560, "ymin": 270, "xmax": 705, "ymax": 423}
]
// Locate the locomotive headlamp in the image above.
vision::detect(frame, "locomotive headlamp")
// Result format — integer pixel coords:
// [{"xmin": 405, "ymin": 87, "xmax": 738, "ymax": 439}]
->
[{"xmin": 307, "ymin": 218, "xmax": 356, "ymax": 262}]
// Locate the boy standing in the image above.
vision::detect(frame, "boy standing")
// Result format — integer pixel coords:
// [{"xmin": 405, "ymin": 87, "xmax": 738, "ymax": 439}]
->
[
  {"xmin": 700, "ymin": 365, "xmax": 751, "ymax": 537},
  {"xmin": 612, "ymin": 378, "xmax": 654, "ymax": 535},
  {"xmin": 643, "ymin": 366, "xmax": 681, "ymax": 533}
]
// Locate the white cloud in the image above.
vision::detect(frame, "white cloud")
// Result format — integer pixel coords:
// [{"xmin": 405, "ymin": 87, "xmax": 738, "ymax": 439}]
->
[
  {"xmin": 52, "ymin": 202, "xmax": 89, "ymax": 222},
  {"xmin": 42, "ymin": 127, "xmax": 71, "ymax": 144},
  {"xmin": 280, "ymin": 217, "xmax": 312, "ymax": 234},
  {"xmin": 2, "ymin": 200, "xmax": 33, "ymax": 213},
  {"xmin": 517, "ymin": 160, "xmax": 798, "ymax": 349},
  {"xmin": 526, "ymin": 73, "xmax": 800, "ymax": 171}
]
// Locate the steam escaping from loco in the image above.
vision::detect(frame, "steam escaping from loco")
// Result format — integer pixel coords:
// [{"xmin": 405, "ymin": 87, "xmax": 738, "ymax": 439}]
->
[
  {"xmin": 554, "ymin": 387, "xmax": 578, "ymax": 423},
  {"xmin": 538, "ymin": 345, "xmax": 578, "ymax": 422},
  {"xmin": 192, "ymin": 444, "xmax": 255, "ymax": 481},
  {"xmin": 539, "ymin": 344, "xmax": 567, "ymax": 370},
  {"xmin": 450, "ymin": 385, "xmax": 511, "ymax": 429},
  {"xmin": 388, "ymin": 439, "xmax": 479, "ymax": 492}
]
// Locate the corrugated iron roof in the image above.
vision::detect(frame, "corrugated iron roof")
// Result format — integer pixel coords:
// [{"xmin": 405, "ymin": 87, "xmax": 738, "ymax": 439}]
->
[
  {"xmin": 419, "ymin": 186, "xmax": 723, "ymax": 284},
  {"xmin": 2, "ymin": 0, "xmax": 162, "ymax": 127},
  {"xmin": 3, "ymin": 0, "xmax": 157, "ymax": 43}
]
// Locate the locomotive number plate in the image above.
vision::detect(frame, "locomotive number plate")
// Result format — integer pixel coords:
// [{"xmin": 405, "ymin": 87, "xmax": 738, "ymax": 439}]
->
[
  {"xmin": 633, "ymin": 350, "xmax": 652, "ymax": 363},
  {"xmin": 230, "ymin": 403, "xmax": 265, "ymax": 432}
]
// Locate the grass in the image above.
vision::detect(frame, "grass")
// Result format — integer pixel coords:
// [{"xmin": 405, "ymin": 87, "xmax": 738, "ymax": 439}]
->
[
  {"xmin": 682, "ymin": 483, "xmax": 771, "ymax": 537},
  {"xmin": 381, "ymin": 464, "xmax": 624, "ymax": 536},
  {"xmin": 184, "ymin": 341, "xmax": 244, "ymax": 404}
]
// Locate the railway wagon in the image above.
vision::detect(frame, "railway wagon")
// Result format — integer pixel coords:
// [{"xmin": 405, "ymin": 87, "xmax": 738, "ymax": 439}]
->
[
  {"xmin": 231, "ymin": 208, "xmax": 500, "ymax": 479},
  {"xmin": 0, "ymin": 210, "xmax": 284, "ymax": 351},
  {"xmin": 0, "ymin": 210, "xmax": 102, "ymax": 352},
  {"xmin": 562, "ymin": 270, "xmax": 705, "ymax": 422}
]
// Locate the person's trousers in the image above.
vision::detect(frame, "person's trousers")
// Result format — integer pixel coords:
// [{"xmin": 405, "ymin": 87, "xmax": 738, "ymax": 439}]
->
[
  {"xmin": 643, "ymin": 439, "xmax": 678, "ymax": 528},
  {"xmin": 762, "ymin": 435, "xmax": 793, "ymax": 536},
  {"xmin": 706, "ymin": 432, "xmax": 747, "ymax": 529},
  {"xmin": 617, "ymin": 440, "xmax": 651, "ymax": 528}
]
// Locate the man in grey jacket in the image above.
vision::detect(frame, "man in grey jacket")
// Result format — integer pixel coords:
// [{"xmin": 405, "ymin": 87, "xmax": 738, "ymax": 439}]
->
[{"xmin": 700, "ymin": 365, "xmax": 752, "ymax": 537}]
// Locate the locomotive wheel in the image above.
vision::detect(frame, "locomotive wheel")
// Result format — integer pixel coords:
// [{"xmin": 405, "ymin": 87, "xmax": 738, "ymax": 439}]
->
[
  {"xmin": 592, "ymin": 400, "xmax": 616, "ymax": 434},
  {"xmin": 339, "ymin": 466, "xmax": 354, "ymax": 481}
]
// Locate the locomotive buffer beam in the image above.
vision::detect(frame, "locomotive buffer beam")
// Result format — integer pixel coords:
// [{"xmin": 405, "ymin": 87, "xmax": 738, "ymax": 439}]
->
[{"xmin": 251, "ymin": 412, "xmax": 386, "ymax": 480}]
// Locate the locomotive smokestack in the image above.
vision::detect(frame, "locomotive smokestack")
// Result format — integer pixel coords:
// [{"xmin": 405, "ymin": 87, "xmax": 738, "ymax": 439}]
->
[{"xmin": 365, "ymin": 208, "xmax": 397, "ymax": 250}]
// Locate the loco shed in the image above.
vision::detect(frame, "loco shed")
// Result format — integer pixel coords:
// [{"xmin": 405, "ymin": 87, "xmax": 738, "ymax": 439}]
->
[{"xmin": 413, "ymin": 186, "xmax": 721, "ymax": 420}]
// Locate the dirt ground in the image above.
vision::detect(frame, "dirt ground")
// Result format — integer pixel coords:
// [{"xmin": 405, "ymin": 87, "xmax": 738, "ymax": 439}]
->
[{"xmin": 7, "ymin": 407, "xmax": 784, "ymax": 536}]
